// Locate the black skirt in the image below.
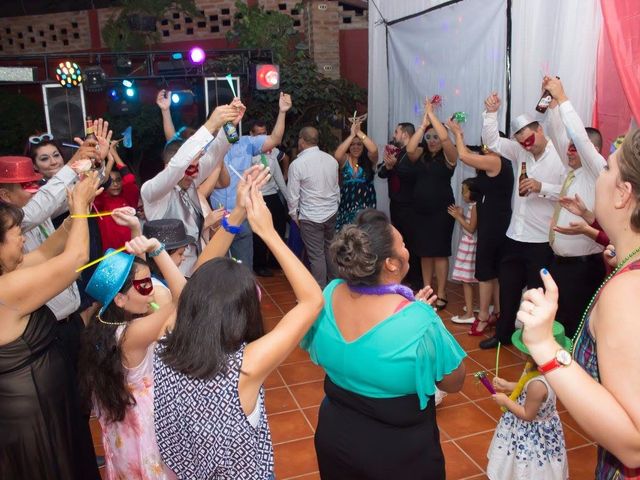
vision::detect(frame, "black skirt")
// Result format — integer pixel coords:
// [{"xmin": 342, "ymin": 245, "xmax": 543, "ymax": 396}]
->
[{"xmin": 315, "ymin": 376, "xmax": 445, "ymax": 480}]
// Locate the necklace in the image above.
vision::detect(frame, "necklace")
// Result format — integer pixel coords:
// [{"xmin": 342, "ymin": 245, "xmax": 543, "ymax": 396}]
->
[
  {"xmin": 348, "ymin": 155, "xmax": 360, "ymax": 176},
  {"xmin": 347, "ymin": 283, "xmax": 415, "ymax": 301},
  {"xmin": 571, "ymin": 244, "xmax": 640, "ymax": 353}
]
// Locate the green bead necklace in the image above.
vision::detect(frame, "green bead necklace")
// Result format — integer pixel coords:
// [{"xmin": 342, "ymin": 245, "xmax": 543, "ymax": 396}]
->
[{"xmin": 571, "ymin": 244, "xmax": 640, "ymax": 354}]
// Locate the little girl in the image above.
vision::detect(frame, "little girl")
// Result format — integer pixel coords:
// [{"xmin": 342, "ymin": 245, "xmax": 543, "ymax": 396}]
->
[
  {"xmin": 487, "ymin": 323, "xmax": 571, "ymax": 479},
  {"xmin": 448, "ymin": 177, "xmax": 480, "ymax": 325}
]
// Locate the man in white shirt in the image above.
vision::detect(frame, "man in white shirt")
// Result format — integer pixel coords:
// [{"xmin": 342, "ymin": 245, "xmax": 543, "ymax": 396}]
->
[
  {"xmin": 288, "ymin": 127, "xmax": 340, "ymax": 287},
  {"xmin": 479, "ymin": 93, "xmax": 565, "ymax": 349},
  {"xmin": 141, "ymin": 104, "xmax": 238, "ymax": 276},
  {"xmin": 249, "ymin": 120, "xmax": 290, "ymax": 277},
  {"xmin": 544, "ymin": 77, "xmax": 606, "ymax": 337}
]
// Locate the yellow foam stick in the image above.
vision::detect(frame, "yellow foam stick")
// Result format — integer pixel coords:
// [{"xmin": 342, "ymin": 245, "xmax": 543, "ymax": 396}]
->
[
  {"xmin": 76, "ymin": 246, "xmax": 126, "ymax": 273},
  {"xmin": 71, "ymin": 211, "xmax": 113, "ymax": 218}
]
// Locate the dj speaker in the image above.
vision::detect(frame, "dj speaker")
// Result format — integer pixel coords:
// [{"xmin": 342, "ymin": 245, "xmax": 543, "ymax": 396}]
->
[{"xmin": 42, "ymin": 84, "xmax": 86, "ymax": 142}]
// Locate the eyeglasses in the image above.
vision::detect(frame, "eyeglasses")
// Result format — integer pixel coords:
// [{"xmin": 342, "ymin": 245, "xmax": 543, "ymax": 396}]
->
[
  {"xmin": 567, "ymin": 144, "xmax": 577, "ymax": 154},
  {"xmin": 29, "ymin": 133, "xmax": 54, "ymax": 145},
  {"xmin": 132, "ymin": 277, "xmax": 154, "ymax": 296},
  {"xmin": 185, "ymin": 164, "xmax": 200, "ymax": 177},
  {"xmin": 518, "ymin": 133, "xmax": 536, "ymax": 148}
]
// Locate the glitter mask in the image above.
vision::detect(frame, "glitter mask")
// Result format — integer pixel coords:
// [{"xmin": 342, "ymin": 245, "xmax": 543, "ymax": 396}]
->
[
  {"xmin": 518, "ymin": 133, "xmax": 535, "ymax": 148},
  {"xmin": 132, "ymin": 277, "xmax": 153, "ymax": 296}
]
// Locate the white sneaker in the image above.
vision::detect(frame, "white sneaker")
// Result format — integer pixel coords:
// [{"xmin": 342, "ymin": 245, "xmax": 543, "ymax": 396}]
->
[
  {"xmin": 451, "ymin": 314, "xmax": 476, "ymax": 324},
  {"xmin": 434, "ymin": 388, "xmax": 447, "ymax": 406}
]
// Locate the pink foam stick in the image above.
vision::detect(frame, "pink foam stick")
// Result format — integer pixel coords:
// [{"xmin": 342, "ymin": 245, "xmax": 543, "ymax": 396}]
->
[{"xmin": 474, "ymin": 371, "xmax": 496, "ymax": 394}]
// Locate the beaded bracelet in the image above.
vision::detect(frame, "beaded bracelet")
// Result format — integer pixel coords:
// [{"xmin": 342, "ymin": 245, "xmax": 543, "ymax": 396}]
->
[{"xmin": 148, "ymin": 243, "xmax": 166, "ymax": 258}]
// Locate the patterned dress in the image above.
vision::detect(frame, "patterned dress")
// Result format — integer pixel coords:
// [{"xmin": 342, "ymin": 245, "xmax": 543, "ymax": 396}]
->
[
  {"xmin": 451, "ymin": 203, "xmax": 477, "ymax": 283},
  {"xmin": 487, "ymin": 376, "xmax": 568, "ymax": 479},
  {"xmin": 99, "ymin": 327, "xmax": 175, "ymax": 479},
  {"xmin": 335, "ymin": 160, "xmax": 376, "ymax": 231},
  {"xmin": 153, "ymin": 344, "xmax": 274, "ymax": 479}
]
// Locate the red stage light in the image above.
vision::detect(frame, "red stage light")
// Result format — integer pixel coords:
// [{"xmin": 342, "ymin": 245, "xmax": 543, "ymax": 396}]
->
[{"xmin": 256, "ymin": 64, "xmax": 280, "ymax": 90}]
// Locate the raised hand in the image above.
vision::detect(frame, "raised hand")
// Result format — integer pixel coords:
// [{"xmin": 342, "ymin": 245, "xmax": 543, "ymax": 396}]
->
[
  {"xmin": 236, "ymin": 164, "xmax": 271, "ymax": 211},
  {"xmin": 543, "ymin": 76, "xmax": 566, "ymax": 103},
  {"xmin": 125, "ymin": 235, "xmax": 162, "ymax": 256},
  {"xmin": 446, "ymin": 119, "xmax": 462, "ymax": 136},
  {"xmin": 279, "ymin": 92, "xmax": 293, "ymax": 113},
  {"xmin": 111, "ymin": 207, "xmax": 140, "ymax": 234},
  {"xmin": 156, "ymin": 90, "xmax": 171, "ymax": 111},
  {"xmin": 91, "ymin": 118, "xmax": 113, "ymax": 163},
  {"xmin": 245, "ymin": 182, "xmax": 274, "ymax": 238},
  {"xmin": 415, "ymin": 285, "xmax": 437, "ymax": 306},
  {"xmin": 206, "ymin": 105, "xmax": 238, "ymax": 132},
  {"xmin": 204, "ymin": 207, "xmax": 226, "ymax": 230},
  {"xmin": 69, "ymin": 139, "xmax": 99, "ymax": 173},
  {"xmin": 516, "ymin": 269, "xmax": 558, "ymax": 352},
  {"xmin": 484, "ymin": 92, "xmax": 501, "ymax": 113},
  {"xmin": 68, "ymin": 171, "xmax": 102, "ymax": 214}
]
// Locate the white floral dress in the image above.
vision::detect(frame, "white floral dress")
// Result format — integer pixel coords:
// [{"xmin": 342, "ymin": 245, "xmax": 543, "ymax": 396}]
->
[{"xmin": 487, "ymin": 376, "xmax": 568, "ymax": 480}]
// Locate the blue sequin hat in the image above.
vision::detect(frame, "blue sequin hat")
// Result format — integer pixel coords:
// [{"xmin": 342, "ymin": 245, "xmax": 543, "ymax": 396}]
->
[{"xmin": 85, "ymin": 249, "xmax": 135, "ymax": 316}]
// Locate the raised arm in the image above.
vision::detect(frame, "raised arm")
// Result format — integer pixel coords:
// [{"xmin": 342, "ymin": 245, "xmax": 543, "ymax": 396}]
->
[
  {"xmin": 482, "ymin": 93, "xmax": 521, "ymax": 161},
  {"xmin": 262, "ymin": 93, "xmax": 292, "ymax": 152},
  {"xmin": 333, "ymin": 124, "xmax": 358, "ymax": 168},
  {"xmin": 446, "ymin": 120, "xmax": 501, "ymax": 175},
  {"xmin": 545, "ymin": 104, "xmax": 570, "ymax": 169},
  {"xmin": 1, "ymin": 173, "xmax": 100, "ymax": 319},
  {"xmin": 240, "ymin": 184, "xmax": 323, "ymax": 391},
  {"xmin": 157, "ymin": 90, "xmax": 176, "ymax": 141},
  {"xmin": 406, "ymin": 109, "xmax": 428, "ymax": 162},
  {"xmin": 425, "ymin": 99, "xmax": 457, "ymax": 166},
  {"xmin": 519, "ymin": 271, "xmax": 640, "ymax": 467}
]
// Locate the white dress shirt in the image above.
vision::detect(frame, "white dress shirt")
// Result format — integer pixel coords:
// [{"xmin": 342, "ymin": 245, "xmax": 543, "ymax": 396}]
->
[
  {"xmin": 22, "ymin": 165, "xmax": 77, "ymax": 233},
  {"xmin": 252, "ymin": 148, "xmax": 290, "ymax": 203},
  {"xmin": 287, "ymin": 146, "xmax": 340, "ymax": 223},
  {"xmin": 482, "ymin": 111, "xmax": 565, "ymax": 243},
  {"xmin": 141, "ymin": 126, "xmax": 230, "ymax": 275},
  {"xmin": 546, "ymin": 101, "xmax": 606, "ymax": 256}
]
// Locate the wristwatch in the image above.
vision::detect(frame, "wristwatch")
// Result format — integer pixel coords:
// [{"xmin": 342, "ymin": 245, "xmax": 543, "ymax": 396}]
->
[{"xmin": 537, "ymin": 349, "xmax": 572, "ymax": 374}]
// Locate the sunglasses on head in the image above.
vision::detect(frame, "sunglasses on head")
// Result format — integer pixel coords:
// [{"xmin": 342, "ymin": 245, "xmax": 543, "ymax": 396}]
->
[
  {"xmin": 29, "ymin": 133, "xmax": 54, "ymax": 145},
  {"xmin": 185, "ymin": 164, "xmax": 200, "ymax": 177},
  {"xmin": 132, "ymin": 277, "xmax": 154, "ymax": 296},
  {"xmin": 518, "ymin": 133, "xmax": 536, "ymax": 148},
  {"xmin": 567, "ymin": 144, "xmax": 577, "ymax": 154}
]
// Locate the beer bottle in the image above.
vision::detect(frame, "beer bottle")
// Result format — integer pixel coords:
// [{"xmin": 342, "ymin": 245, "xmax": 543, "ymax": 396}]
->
[
  {"xmin": 85, "ymin": 116, "xmax": 96, "ymax": 141},
  {"xmin": 535, "ymin": 76, "xmax": 560, "ymax": 114},
  {"xmin": 223, "ymin": 122, "xmax": 239, "ymax": 144},
  {"xmin": 519, "ymin": 162, "xmax": 528, "ymax": 197}
]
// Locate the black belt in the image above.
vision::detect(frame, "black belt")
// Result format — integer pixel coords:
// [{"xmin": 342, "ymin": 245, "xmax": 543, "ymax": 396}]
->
[{"xmin": 553, "ymin": 253, "xmax": 602, "ymax": 265}]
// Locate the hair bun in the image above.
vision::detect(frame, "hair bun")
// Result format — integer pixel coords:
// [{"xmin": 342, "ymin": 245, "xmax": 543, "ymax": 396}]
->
[{"xmin": 330, "ymin": 226, "xmax": 378, "ymax": 283}]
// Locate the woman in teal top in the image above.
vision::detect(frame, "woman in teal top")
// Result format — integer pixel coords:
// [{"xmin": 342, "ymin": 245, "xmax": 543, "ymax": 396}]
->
[{"xmin": 302, "ymin": 209, "xmax": 466, "ymax": 479}]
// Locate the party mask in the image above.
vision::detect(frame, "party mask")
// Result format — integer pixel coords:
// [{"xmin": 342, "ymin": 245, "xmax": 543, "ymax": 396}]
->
[
  {"xmin": 185, "ymin": 164, "xmax": 199, "ymax": 177},
  {"xmin": 518, "ymin": 133, "xmax": 535, "ymax": 148},
  {"xmin": 132, "ymin": 277, "xmax": 154, "ymax": 296},
  {"xmin": 567, "ymin": 144, "xmax": 577, "ymax": 154},
  {"xmin": 21, "ymin": 182, "xmax": 41, "ymax": 194}
]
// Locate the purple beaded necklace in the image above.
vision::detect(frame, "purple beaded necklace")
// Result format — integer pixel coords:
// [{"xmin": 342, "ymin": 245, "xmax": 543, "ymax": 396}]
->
[{"xmin": 347, "ymin": 283, "xmax": 415, "ymax": 301}]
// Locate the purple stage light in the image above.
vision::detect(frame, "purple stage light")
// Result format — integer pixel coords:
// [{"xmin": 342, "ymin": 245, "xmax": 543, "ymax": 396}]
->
[{"xmin": 189, "ymin": 47, "xmax": 206, "ymax": 65}]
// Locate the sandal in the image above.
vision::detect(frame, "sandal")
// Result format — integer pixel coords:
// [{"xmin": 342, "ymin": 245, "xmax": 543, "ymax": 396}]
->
[
  {"xmin": 468, "ymin": 316, "xmax": 491, "ymax": 336},
  {"xmin": 435, "ymin": 297, "xmax": 448, "ymax": 310}
]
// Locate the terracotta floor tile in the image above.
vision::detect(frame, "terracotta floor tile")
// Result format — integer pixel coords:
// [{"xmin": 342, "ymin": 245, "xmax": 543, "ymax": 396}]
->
[
  {"xmin": 273, "ymin": 438, "xmax": 319, "ymax": 478},
  {"xmin": 474, "ymin": 397, "xmax": 503, "ymax": 422},
  {"xmin": 563, "ymin": 423, "xmax": 591, "ymax": 450},
  {"xmin": 262, "ymin": 282, "xmax": 294, "ymax": 294},
  {"xmin": 282, "ymin": 346, "xmax": 311, "ymax": 365},
  {"xmin": 437, "ymin": 391, "xmax": 470, "ymax": 409},
  {"xmin": 437, "ymin": 403, "xmax": 496, "ymax": 439},
  {"xmin": 289, "ymin": 472, "xmax": 321, "ymax": 479},
  {"xmin": 452, "ymin": 332, "xmax": 485, "ymax": 351},
  {"xmin": 264, "ymin": 369, "xmax": 285, "ymax": 389},
  {"xmin": 279, "ymin": 362, "xmax": 325, "ymax": 385},
  {"xmin": 261, "ymin": 302, "xmax": 283, "ymax": 318},
  {"xmin": 94, "ymin": 443, "xmax": 105, "ymax": 457},
  {"xmin": 270, "ymin": 290, "xmax": 299, "ymax": 304},
  {"xmin": 488, "ymin": 363, "xmax": 527, "ymax": 382},
  {"xmin": 278, "ymin": 301, "xmax": 298, "ymax": 313},
  {"xmin": 289, "ymin": 381, "xmax": 325, "ymax": 408},
  {"xmin": 89, "ymin": 417, "xmax": 102, "ymax": 447},
  {"xmin": 442, "ymin": 441, "xmax": 483, "ymax": 479},
  {"xmin": 302, "ymin": 406, "xmax": 320, "ymax": 431},
  {"xmin": 268, "ymin": 410, "xmax": 314, "ymax": 444},
  {"xmin": 265, "ymin": 387, "xmax": 298, "ymax": 415},
  {"xmin": 468, "ymin": 347, "xmax": 525, "ymax": 372},
  {"xmin": 455, "ymin": 430, "xmax": 495, "ymax": 471},
  {"xmin": 462, "ymin": 356, "xmax": 485, "ymax": 375},
  {"xmin": 567, "ymin": 444, "xmax": 597, "ymax": 479}
]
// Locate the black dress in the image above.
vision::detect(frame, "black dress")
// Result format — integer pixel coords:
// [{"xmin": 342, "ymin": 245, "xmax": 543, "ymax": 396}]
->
[
  {"xmin": 315, "ymin": 376, "xmax": 445, "ymax": 480},
  {"xmin": 0, "ymin": 306, "xmax": 100, "ymax": 480},
  {"xmin": 474, "ymin": 157, "xmax": 514, "ymax": 281},
  {"xmin": 412, "ymin": 152, "xmax": 455, "ymax": 257}
]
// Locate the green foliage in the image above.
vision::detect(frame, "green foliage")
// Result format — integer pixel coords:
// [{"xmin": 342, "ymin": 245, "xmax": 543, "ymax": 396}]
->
[
  {"xmin": 0, "ymin": 91, "xmax": 46, "ymax": 155},
  {"xmin": 227, "ymin": 1, "xmax": 366, "ymax": 153},
  {"xmin": 104, "ymin": 104, "xmax": 166, "ymax": 177},
  {"xmin": 102, "ymin": 0, "xmax": 201, "ymax": 51}
]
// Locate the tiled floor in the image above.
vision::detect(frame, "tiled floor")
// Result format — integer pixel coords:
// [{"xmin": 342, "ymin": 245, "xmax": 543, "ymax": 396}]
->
[{"xmin": 92, "ymin": 272, "xmax": 597, "ymax": 479}]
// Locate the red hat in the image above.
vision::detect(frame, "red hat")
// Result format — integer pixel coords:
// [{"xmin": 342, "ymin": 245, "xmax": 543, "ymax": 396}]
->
[{"xmin": 0, "ymin": 156, "xmax": 43, "ymax": 183}]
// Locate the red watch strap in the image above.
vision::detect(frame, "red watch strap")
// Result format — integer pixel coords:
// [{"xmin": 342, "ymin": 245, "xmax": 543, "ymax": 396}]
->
[{"xmin": 537, "ymin": 358, "xmax": 561, "ymax": 374}]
